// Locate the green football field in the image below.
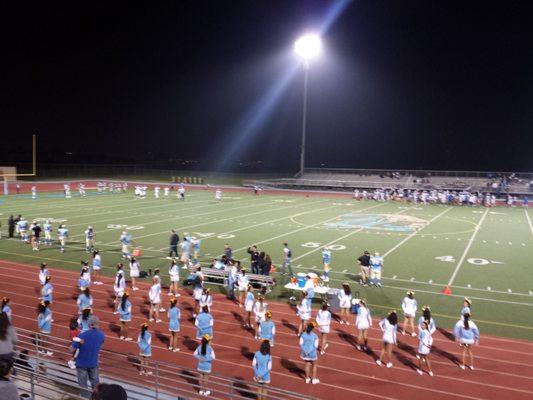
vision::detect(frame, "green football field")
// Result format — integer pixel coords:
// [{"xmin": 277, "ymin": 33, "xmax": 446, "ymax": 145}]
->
[{"xmin": 1, "ymin": 188, "xmax": 532, "ymax": 340}]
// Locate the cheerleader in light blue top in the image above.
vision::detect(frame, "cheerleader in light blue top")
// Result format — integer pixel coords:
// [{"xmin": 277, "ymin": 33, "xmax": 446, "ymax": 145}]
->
[
  {"xmin": 461, "ymin": 298, "xmax": 471, "ymax": 320},
  {"xmin": 194, "ymin": 335, "xmax": 216, "ymax": 396},
  {"xmin": 77, "ymin": 308, "xmax": 92, "ymax": 332},
  {"xmin": 57, "ymin": 224, "xmax": 68, "ymax": 253},
  {"xmin": 91, "ymin": 250, "xmax": 103, "ymax": 285},
  {"xmin": 37, "ymin": 301, "xmax": 53, "ymax": 356},
  {"xmin": 77, "ymin": 288, "xmax": 93, "ymax": 314},
  {"xmin": 416, "ymin": 320, "xmax": 434, "ymax": 376},
  {"xmin": 453, "ymin": 313, "xmax": 480, "ymax": 370},
  {"xmin": 259, "ymin": 311, "xmax": 276, "ymax": 347},
  {"xmin": 253, "ymin": 340, "xmax": 273, "ymax": 399},
  {"xmin": 41, "ymin": 276, "xmax": 53, "ymax": 304},
  {"xmin": 78, "ymin": 263, "xmax": 91, "ymax": 290},
  {"xmin": 168, "ymin": 298, "xmax": 181, "ymax": 352},
  {"xmin": 1, "ymin": 297, "xmax": 12, "ymax": 322},
  {"xmin": 417, "ymin": 306, "xmax": 436, "ymax": 335},
  {"xmin": 195, "ymin": 306, "xmax": 213, "ymax": 340},
  {"xmin": 118, "ymin": 292, "xmax": 132, "ymax": 341},
  {"xmin": 138, "ymin": 323, "xmax": 152, "ymax": 375},
  {"xmin": 299, "ymin": 322, "xmax": 319, "ymax": 384}
]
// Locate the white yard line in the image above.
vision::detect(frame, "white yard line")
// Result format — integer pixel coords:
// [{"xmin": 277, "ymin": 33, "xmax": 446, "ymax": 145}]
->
[
  {"xmin": 382, "ymin": 206, "xmax": 453, "ymax": 258},
  {"xmin": 525, "ymin": 208, "xmax": 533, "ymax": 239},
  {"xmin": 447, "ymin": 208, "xmax": 489, "ymax": 286}
]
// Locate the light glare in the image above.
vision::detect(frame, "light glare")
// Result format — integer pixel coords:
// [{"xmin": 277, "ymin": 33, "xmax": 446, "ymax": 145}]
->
[{"xmin": 294, "ymin": 34, "xmax": 321, "ymax": 61}]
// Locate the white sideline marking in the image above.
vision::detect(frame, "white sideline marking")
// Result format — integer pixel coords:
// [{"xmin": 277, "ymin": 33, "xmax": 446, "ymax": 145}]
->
[
  {"xmin": 447, "ymin": 208, "xmax": 489, "ymax": 287},
  {"xmin": 525, "ymin": 209, "xmax": 533, "ymax": 239}
]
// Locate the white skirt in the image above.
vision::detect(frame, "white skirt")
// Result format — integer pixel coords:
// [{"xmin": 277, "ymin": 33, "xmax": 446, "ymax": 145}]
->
[
  {"xmin": 318, "ymin": 325, "xmax": 330, "ymax": 334},
  {"xmin": 193, "ymin": 287, "xmax": 203, "ymax": 301},
  {"xmin": 170, "ymin": 276, "xmax": 180, "ymax": 282},
  {"xmin": 356, "ymin": 320, "xmax": 370, "ymax": 331},
  {"xmin": 130, "ymin": 271, "xmax": 139, "ymax": 278}
]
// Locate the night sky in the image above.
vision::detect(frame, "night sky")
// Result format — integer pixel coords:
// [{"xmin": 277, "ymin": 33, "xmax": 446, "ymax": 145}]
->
[{"xmin": 2, "ymin": 1, "xmax": 533, "ymax": 172}]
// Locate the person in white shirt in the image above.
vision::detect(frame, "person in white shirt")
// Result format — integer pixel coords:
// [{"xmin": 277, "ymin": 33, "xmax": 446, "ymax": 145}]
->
[
  {"xmin": 253, "ymin": 295, "xmax": 268, "ymax": 340},
  {"xmin": 296, "ymin": 293, "xmax": 311, "ymax": 336},
  {"xmin": 237, "ymin": 269, "xmax": 250, "ymax": 308},
  {"xmin": 355, "ymin": 299, "xmax": 372, "ymax": 352},
  {"xmin": 129, "ymin": 257, "xmax": 140, "ymax": 291},
  {"xmin": 418, "ymin": 306, "xmax": 436, "ymax": 335},
  {"xmin": 149, "ymin": 276, "xmax": 162, "ymax": 323},
  {"xmin": 417, "ymin": 320, "xmax": 434, "ymax": 376},
  {"xmin": 401, "ymin": 291, "xmax": 418, "ymax": 336},
  {"xmin": 113, "ymin": 264, "xmax": 126, "ymax": 314},
  {"xmin": 337, "ymin": 283, "xmax": 352, "ymax": 325},
  {"xmin": 168, "ymin": 260, "xmax": 180, "ymax": 296},
  {"xmin": 315, "ymin": 302, "xmax": 331, "ymax": 355},
  {"xmin": 376, "ymin": 311, "xmax": 398, "ymax": 368},
  {"xmin": 199, "ymin": 288, "xmax": 213, "ymax": 313},
  {"xmin": 215, "ymin": 189, "xmax": 222, "ymax": 201},
  {"xmin": 243, "ymin": 285, "xmax": 255, "ymax": 329}
]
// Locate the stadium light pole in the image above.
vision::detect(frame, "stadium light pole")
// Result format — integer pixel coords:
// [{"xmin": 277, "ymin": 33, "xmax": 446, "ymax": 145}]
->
[{"xmin": 294, "ymin": 33, "xmax": 321, "ymax": 177}]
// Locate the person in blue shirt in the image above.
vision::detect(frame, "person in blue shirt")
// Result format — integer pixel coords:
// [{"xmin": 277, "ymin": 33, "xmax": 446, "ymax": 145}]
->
[
  {"xmin": 91, "ymin": 250, "xmax": 103, "ymax": 285},
  {"xmin": 195, "ymin": 306, "xmax": 213, "ymax": 340},
  {"xmin": 369, "ymin": 251, "xmax": 384, "ymax": 287},
  {"xmin": 77, "ymin": 308, "xmax": 92, "ymax": 333},
  {"xmin": 253, "ymin": 340, "xmax": 272, "ymax": 399},
  {"xmin": 120, "ymin": 231, "xmax": 132, "ymax": 259},
  {"xmin": 168, "ymin": 298, "xmax": 181, "ymax": 352},
  {"xmin": 77, "ymin": 288, "xmax": 93, "ymax": 315},
  {"xmin": 41, "ymin": 276, "xmax": 53, "ymax": 304},
  {"xmin": 321, "ymin": 247, "xmax": 331, "ymax": 282},
  {"xmin": 453, "ymin": 313, "xmax": 480, "ymax": 370},
  {"xmin": 1, "ymin": 297, "xmax": 12, "ymax": 322},
  {"xmin": 37, "ymin": 301, "xmax": 53, "ymax": 356},
  {"xmin": 73, "ymin": 316, "xmax": 105, "ymax": 396},
  {"xmin": 461, "ymin": 298, "xmax": 471, "ymax": 320},
  {"xmin": 259, "ymin": 311, "xmax": 276, "ymax": 347},
  {"xmin": 299, "ymin": 322, "xmax": 319, "ymax": 385},
  {"xmin": 57, "ymin": 224, "xmax": 68, "ymax": 253},
  {"xmin": 78, "ymin": 264, "xmax": 91, "ymax": 290},
  {"xmin": 194, "ymin": 334, "xmax": 216, "ymax": 396},
  {"xmin": 118, "ymin": 292, "xmax": 132, "ymax": 341},
  {"xmin": 137, "ymin": 323, "xmax": 152, "ymax": 376}
]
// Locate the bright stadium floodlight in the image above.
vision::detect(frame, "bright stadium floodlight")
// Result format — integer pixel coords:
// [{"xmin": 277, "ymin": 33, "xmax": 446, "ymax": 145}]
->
[
  {"xmin": 294, "ymin": 33, "xmax": 321, "ymax": 177},
  {"xmin": 294, "ymin": 33, "xmax": 322, "ymax": 62}
]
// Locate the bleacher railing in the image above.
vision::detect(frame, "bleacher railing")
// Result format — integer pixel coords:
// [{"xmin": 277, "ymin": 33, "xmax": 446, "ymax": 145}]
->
[{"xmin": 14, "ymin": 327, "xmax": 316, "ymax": 400}]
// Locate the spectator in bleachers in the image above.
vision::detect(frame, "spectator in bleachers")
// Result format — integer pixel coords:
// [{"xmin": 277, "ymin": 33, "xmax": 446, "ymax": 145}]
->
[
  {"xmin": 0, "ymin": 357, "xmax": 19, "ymax": 400},
  {"xmin": 91, "ymin": 383, "xmax": 128, "ymax": 400},
  {"xmin": 74, "ymin": 316, "xmax": 105, "ymax": 396},
  {"xmin": 0, "ymin": 311, "xmax": 17, "ymax": 361}
]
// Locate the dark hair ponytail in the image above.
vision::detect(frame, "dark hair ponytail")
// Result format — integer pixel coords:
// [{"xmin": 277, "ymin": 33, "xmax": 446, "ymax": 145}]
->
[
  {"xmin": 463, "ymin": 313, "xmax": 470, "ymax": 330},
  {"xmin": 201, "ymin": 336, "xmax": 208, "ymax": 356}
]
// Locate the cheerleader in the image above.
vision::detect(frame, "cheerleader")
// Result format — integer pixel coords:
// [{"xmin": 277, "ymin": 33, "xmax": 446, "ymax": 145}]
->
[
  {"xmin": 453, "ymin": 313, "xmax": 480, "ymax": 370},
  {"xmin": 355, "ymin": 299, "xmax": 372, "ymax": 352},
  {"xmin": 1, "ymin": 297, "xmax": 12, "ymax": 322},
  {"xmin": 137, "ymin": 323, "xmax": 152, "ymax": 375},
  {"xmin": 237, "ymin": 269, "xmax": 249, "ymax": 308},
  {"xmin": 195, "ymin": 306, "xmax": 214, "ymax": 340},
  {"xmin": 78, "ymin": 263, "xmax": 91, "ymax": 290},
  {"xmin": 243, "ymin": 285, "xmax": 255, "ymax": 329},
  {"xmin": 149, "ymin": 276, "xmax": 162, "ymax": 323},
  {"xmin": 194, "ymin": 334, "xmax": 215, "ymax": 396},
  {"xmin": 118, "ymin": 292, "xmax": 132, "ymax": 341},
  {"xmin": 461, "ymin": 298, "xmax": 471, "ymax": 320},
  {"xmin": 253, "ymin": 295, "xmax": 268, "ymax": 340},
  {"xmin": 418, "ymin": 306, "xmax": 436, "ymax": 335},
  {"xmin": 168, "ymin": 298, "xmax": 181, "ymax": 352},
  {"xmin": 299, "ymin": 322, "xmax": 319, "ymax": 384},
  {"xmin": 129, "ymin": 256, "xmax": 140, "ymax": 291},
  {"xmin": 168, "ymin": 260, "xmax": 180, "ymax": 296},
  {"xmin": 296, "ymin": 293, "xmax": 311, "ymax": 336},
  {"xmin": 41, "ymin": 276, "xmax": 53, "ymax": 304},
  {"xmin": 199, "ymin": 288, "xmax": 213, "ymax": 314},
  {"xmin": 192, "ymin": 274, "xmax": 204, "ymax": 317},
  {"xmin": 76, "ymin": 288, "xmax": 93, "ymax": 314},
  {"xmin": 316, "ymin": 302, "xmax": 331, "ymax": 354},
  {"xmin": 37, "ymin": 301, "xmax": 53, "ymax": 356},
  {"xmin": 337, "ymin": 283, "xmax": 352, "ymax": 324},
  {"xmin": 253, "ymin": 340, "xmax": 272, "ymax": 400},
  {"xmin": 77, "ymin": 308, "xmax": 92, "ymax": 332},
  {"xmin": 39, "ymin": 263, "xmax": 49, "ymax": 286},
  {"xmin": 113, "ymin": 264, "xmax": 126, "ymax": 314},
  {"xmin": 376, "ymin": 311, "xmax": 398, "ymax": 368},
  {"xmin": 92, "ymin": 250, "xmax": 103, "ymax": 285},
  {"xmin": 227, "ymin": 260, "xmax": 238, "ymax": 301},
  {"xmin": 416, "ymin": 321, "xmax": 434, "ymax": 376},
  {"xmin": 259, "ymin": 311, "xmax": 276, "ymax": 347},
  {"xmin": 401, "ymin": 291, "xmax": 418, "ymax": 336}
]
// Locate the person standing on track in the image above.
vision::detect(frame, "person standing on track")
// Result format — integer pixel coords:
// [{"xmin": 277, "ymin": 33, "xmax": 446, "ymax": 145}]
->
[
  {"xmin": 337, "ymin": 283, "xmax": 352, "ymax": 324},
  {"xmin": 168, "ymin": 259, "xmax": 180, "ymax": 296},
  {"xmin": 237, "ymin": 269, "xmax": 250, "ymax": 308},
  {"xmin": 401, "ymin": 291, "xmax": 418, "ymax": 336},
  {"xmin": 253, "ymin": 340, "xmax": 272, "ymax": 400},
  {"xmin": 168, "ymin": 230, "xmax": 179, "ymax": 259},
  {"xmin": 78, "ymin": 264, "xmax": 91, "ymax": 290},
  {"xmin": 194, "ymin": 334, "xmax": 215, "ymax": 397},
  {"xmin": 41, "ymin": 276, "xmax": 53, "ymax": 304},
  {"xmin": 168, "ymin": 298, "xmax": 181, "ymax": 352},
  {"xmin": 113, "ymin": 264, "xmax": 126, "ymax": 314},
  {"xmin": 259, "ymin": 311, "xmax": 275, "ymax": 347},
  {"xmin": 37, "ymin": 301, "xmax": 53, "ymax": 356},
  {"xmin": 316, "ymin": 302, "xmax": 331, "ymax": 355},
  {"xmin": 77, "ymin": 308, "xmax": 92, "ymax": 333},
  {"xmin": 253, "ymin": 295, "xmax": 268, "ymax": 340},
  {"xmin": 38, "ymin": 263, "xmax": 49, "ymax": 287},
  {"xmin": 418, "ymin": 306, "xmax": 436, "ymax": 335},
  {"xmin": 297, "ymin": 293, "xmax": 311, "ymax": 336},
  {"xmin": 92, "ymin": 250, "xmax": 103, "ymax": 285},
  {"xmin": 199, "ymin": 288, "xmax": 213, "ymax": 314},
  {"xmin": 376, "ymin": 311, "xmax": 398, "ymax": 368},
  {"xmin": 355, "ymin": 299, "xmax": 372, "ymax": 352},
  {"xmin": 148, "ymin": 276, "xmax": 162, "ymax": 323},
  {"xmin": 195, "ymin": 306, "xmax": 214, "ymax": 340},
  {"xmin": 243, "ymin": 285, "xmax": 255, "ymax": 328},
  {"xmin": 357, "ymin": 250, "xmax": 371, "ymax": 286},
  {"xmin": 118, "ymin": 292, "xmax": 132, "ymax": 341},
  {"xmin": 453, "ymin": 313, "xmax": 480, "ymax": 370},
  {"xmin": 299, "ymin": 322, "xmax": 320, "ymax": 384},
  {"xmin": 77, "ymin": 288, "xmax": 93, "ymax": 315},
  {"xmin": 137, "ymin": 323, "xmax": 152, "ymax": 376},
  {"xmin": 129, "ymin": 256, "xmax": 140, "ymax": 291},
  {"xmin": 416, "ymin": 320, "xmax": 434, "ymax": 376},
  {"xmin": 1, "ymin": 298, "xmax": 12, "ymax": 322}
]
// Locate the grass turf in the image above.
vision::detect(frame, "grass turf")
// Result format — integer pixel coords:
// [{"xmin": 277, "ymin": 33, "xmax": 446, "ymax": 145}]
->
[{"xmin": 0, "ymin": 188, "xmax": 532, "ymax": 340}]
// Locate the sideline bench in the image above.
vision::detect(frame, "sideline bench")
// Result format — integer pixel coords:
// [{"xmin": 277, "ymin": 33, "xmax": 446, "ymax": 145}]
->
[{"xmin": 187, "ymin": 266, "xmax": 276, "ymax": 293}]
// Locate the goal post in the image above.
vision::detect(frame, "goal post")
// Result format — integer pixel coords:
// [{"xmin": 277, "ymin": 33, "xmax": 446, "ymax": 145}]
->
[{"xmin": 0, "ymin": 134, "xmax": 37, "ymax": 195}]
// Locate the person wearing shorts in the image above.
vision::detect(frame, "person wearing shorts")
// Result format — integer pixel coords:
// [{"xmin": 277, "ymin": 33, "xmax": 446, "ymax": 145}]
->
[{"xmin": 253, "ymin": 340, "xmax": 272, "ymax": 399}]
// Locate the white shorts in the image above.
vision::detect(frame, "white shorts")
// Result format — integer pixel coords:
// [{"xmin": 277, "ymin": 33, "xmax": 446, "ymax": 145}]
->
[
  {"xmin": 370, "ymin": 268, "xmax": 381, "ymax": 280},
  {"xmin": 59, "ymin": 236, "xmax": 66, "ymax": 245},
  {"xmin": 151, "ymin": 300, "xmax": 160, "ymax": 307},
  {"xmin": 318, "ymin": 325, "xmax": 330, "ymax": 334},
  {"xmin": 130, "ymin": 271, "xmax": 140, "ymax": 278},
  {"xmin": 193, "ymin": 287, "xmax": 203, "ymax": 301},
  {"xmin": 170, "ymin": 276, "xmax": 180, "ymax": 283},
  {"xmin": 403, "ymin": 312, "xmax": 415, "ymax": 318},
  {"xmin": 93, "ymin": 265, "xmax": 101, "ymax": 271},
  {"xmin": 356, "ymin": 320, "xmax": 370, "ymax": 331},
  {"xmin": 339, "ymin": 299, "xmax": 351, "ymax": 309},
  {"xmin": 122, "ymin": 245, "xmax": 129, "ymax": 254},
  {"xmin": 238, "ymin": 285, "xmax": 247, "ymax": 292},
  {"xmin": 245, "ymin": 303, "xmax": 254, "ymax": 312},
  {"xmin": 460, "ymin": 338, "xmax": 475, "ymax": 345}
]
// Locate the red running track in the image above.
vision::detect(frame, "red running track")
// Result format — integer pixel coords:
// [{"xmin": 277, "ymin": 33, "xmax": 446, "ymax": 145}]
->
[{"xmin": 1, "ymin": 260, "xmax": 532, "ymax": 400}]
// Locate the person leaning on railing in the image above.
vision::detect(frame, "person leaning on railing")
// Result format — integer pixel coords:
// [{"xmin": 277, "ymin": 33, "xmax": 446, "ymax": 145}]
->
[{"xmin": 0, "ymin": 357, "xmax": 19, "ymax": 400}]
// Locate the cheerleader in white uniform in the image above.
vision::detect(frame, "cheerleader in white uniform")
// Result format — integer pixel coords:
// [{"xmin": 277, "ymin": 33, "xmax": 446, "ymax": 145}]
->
[
  {"xmin": 129, "ymin": 257, "xmax": 140, "ymax": 291},
  {"xmin": 337, "ymin": 283, "xmax": 352, "ymax": 324},
  {"xmin": 418, "ymin": 306, "xmax": 436, "ymax": 335},
  {"xmin": 168, "ymin": 260, "xmax": 180, "ymax": 297},
  {"xmin": 253, "ymin": 295, "xmax": 268, "ymax": 340},
  {"xmin": 237, "ymin": 269, "xmax": 250, "ymax": 308},
  {"xmin": 355, "ymin": 299, "xmax": 372, "ymax": 351},
  {"xmin": 113, "ymin": 264, "xmax": 126, "ymax": 314},
  {"xmin": 192, "ymin": 275, "xmax": 204, "ymax": 317},
  {"xmin": 401, "ymin": 291, "xmax": 418, "ymax": 336},
  {"xmin": 315, "ymin": 302, "xmax": 331, "ymax": 355},
  {"xmin": 416, "ymin": 321, "xmax": 434, "ymax": 376},
  {"xmin": 39, "ymin": 263, "xmax": 49, "ymax": 287},
  {"xmin": 149, "ymin": 276, "xmax": 163, "ymax": 323},
  {"xmin": 199, "ymin": 288, "xmax": 213, "ymax": 313},
  {"xmin": 376, "ymin": 311, "xmax": 398, "ymax": 368},
  {"xmin": 297, "ymin": 293, "xmax": 312, "ymax": 336},
  {"xmin": 243, "ymin": 285, "xmax": 255, "ymax": 329}
]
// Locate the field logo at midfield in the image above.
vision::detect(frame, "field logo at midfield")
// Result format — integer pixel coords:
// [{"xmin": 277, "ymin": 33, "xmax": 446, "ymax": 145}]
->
[{"xmin": 325, "ymin": 213, "xmax": 428, "ymax": 233}]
